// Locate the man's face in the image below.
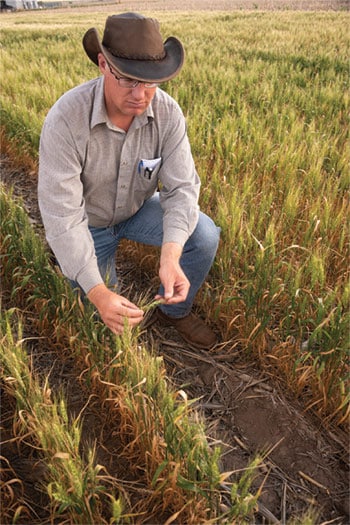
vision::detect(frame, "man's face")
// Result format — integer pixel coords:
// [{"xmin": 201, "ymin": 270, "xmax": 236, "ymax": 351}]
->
[{"xmin": 99, "ymin": 55, "xmax": 158, "ymax": 119}]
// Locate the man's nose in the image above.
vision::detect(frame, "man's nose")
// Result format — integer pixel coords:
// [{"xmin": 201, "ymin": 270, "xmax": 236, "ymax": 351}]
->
[{"xmin": 131, "ymin": 84, "xmax": 147, "ymax": 97}]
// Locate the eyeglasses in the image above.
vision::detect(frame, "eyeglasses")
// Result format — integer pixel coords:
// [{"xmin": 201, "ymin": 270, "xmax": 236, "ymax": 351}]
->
[{"xmin": 108, "ymin": 65, "xmax": 159, "ymax": 89}]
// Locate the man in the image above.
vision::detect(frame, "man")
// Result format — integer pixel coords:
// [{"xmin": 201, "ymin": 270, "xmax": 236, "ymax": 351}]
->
[{"xmin": 38, "ymin": 12, "xmax": 220, "ymax": 349}]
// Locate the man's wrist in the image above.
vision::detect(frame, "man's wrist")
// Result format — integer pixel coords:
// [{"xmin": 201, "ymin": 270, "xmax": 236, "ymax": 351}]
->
[
  {"xmin": 87, "ymin": 283, "xmax": 110, "ymax": 306},
  {"xmin": 160, "ymin": 242, "xmax": 183, "ymax": 263}
]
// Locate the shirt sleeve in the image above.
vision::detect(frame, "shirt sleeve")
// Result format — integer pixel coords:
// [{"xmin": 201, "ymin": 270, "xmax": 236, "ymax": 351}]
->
[
  {"xmin": 158, "ymin": 102, "xmax": 200, "ymax": 247},
  {"xmin": 38, "ymin": 111, "xmax": 103, "ymax": 294}
]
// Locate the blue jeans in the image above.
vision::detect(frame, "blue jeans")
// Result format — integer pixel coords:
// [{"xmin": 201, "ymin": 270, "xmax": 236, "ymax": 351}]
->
[{"xmin": 82, "ymin": 194, "xmax": 220, "ymax": 318}]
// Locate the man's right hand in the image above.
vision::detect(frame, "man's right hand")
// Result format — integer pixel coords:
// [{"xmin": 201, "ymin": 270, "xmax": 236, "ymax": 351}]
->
[{"xmin": 87, "ymin": 283, "xmax": 144, "ymax": 335}]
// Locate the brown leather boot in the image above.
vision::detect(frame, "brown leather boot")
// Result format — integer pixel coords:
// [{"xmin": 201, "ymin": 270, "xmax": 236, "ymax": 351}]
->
[{"xmin": 156, "ymin": 309, "xmax": 218, "ymax": 349}]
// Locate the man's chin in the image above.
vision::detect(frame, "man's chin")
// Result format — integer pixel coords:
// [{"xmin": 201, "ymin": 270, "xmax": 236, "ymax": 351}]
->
[{"xmin": 125, "ymin": 104, "xmax": 147, "ymax": 115}]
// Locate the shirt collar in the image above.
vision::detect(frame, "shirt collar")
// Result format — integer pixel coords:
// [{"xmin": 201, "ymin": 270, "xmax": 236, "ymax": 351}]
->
[
  {"xmin": 90, "ymin": 77, "xmax": 107, "ymax": 128},
  {"xmin": 131, "ymin": 103, "xmax": 154, "ymax": 131}
]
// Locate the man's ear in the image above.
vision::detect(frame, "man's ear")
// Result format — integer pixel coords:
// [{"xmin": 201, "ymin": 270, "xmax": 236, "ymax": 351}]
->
[{"xmin": 97, "ymin": 53, "xmax": 108, "ymax": 73}]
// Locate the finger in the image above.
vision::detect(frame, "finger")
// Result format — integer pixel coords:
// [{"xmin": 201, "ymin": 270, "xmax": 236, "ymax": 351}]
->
[
  {"xmin": 119, "ymin": 304, "xmax": 144, "ymax": 319},
  {"xmin": 109, "ymin": 324, "xmax": 123, "ymax": 336},
  {"xmin": 164, "ymin": 293, "xmax": 185, "ymax": 304},
  {"xmin": 155, "ymin": 294, "xmax": 167, "ymax": 302},
  {"xmin": 104, "ymin": 319, "xmax": 124, "ymax": 335},
  {"xmin": 120, "ymin": 299, "xmax": 143, "ymax": 312},
  {"xmin": 163, "ymin": 287, "xmax": 174, "ymax": 301},
  {"xmin": 169, "ymin": 290, "xmax": 189, "ymax": 303},
  {"xmin": 108, "ymin": 316, "xmax": 142, "ymax": 335}
]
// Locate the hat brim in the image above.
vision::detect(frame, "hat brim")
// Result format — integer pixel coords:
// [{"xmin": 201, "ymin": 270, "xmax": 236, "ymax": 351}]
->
[{"xmin": 82, "ymin": 27, "xmax": 184, "ymax": 83}]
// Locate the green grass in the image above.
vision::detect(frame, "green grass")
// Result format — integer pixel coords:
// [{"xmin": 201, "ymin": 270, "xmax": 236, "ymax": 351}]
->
[{"xmin": 1, "ymin": 8, "xmax": 348, "ymax": 426}]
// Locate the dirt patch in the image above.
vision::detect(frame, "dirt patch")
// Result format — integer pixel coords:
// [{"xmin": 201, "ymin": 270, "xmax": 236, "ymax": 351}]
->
[{"xmin": 150, "ymin": 336, "xmax": 349, "ymax": 522}]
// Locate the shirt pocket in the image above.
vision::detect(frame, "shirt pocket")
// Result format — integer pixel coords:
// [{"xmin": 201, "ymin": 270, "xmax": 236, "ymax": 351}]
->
[
  {"xmin": 134, "ymin": 157, "xmax": 162, "ymax": 201},
  {"xmin": 137, "ymin": 157, "xmax": 162, "ymax": 180}
]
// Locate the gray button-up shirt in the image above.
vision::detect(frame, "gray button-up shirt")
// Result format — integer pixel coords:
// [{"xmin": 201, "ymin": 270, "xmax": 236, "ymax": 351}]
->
[{"xmin": 38, "ymin": 76, "xmax": 200, "ymax": 293}]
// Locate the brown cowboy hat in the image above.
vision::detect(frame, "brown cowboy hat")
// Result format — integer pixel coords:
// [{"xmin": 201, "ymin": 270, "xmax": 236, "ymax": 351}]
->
[{"xmin": 82, "ymin": 12, "xmax": 184, "ymax": 83}]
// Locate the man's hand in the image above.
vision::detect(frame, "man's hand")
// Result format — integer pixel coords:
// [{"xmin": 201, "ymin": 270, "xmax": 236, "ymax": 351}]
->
[
  {"xmin": 156, "ymin": 242, "xmax": 190, "ymax": 304},
  {"xmin": 87, "ymin": 283, "xmax": 144, "ymax": 335}
]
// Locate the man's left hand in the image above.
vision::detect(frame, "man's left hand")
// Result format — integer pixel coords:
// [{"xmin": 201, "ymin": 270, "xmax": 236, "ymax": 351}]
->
[{"xmin": 156, "ymin": 242, "xmax": 189, "ymax": 304}]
